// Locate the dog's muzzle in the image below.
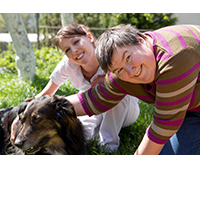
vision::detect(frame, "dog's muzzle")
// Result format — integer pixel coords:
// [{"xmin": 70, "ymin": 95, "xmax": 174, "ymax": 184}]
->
[{"xmin": 14, "ymin": 135, "xmax": 51, "ymax": 154}]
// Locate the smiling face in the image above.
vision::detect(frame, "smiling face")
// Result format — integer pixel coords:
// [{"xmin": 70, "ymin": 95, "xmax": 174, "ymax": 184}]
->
[
  {"xmin": 58, "ymin": 34, "xmax": 95, "ymax": 68},
  {"xmin": 109, "ymin": 36, "xmax": 156, "ymax": 84}
]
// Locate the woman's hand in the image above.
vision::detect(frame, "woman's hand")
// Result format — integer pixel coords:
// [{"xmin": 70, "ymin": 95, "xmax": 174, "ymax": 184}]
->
[
  {"xmin": 10, "ymin": 116, "xmax": 19, "ymax": 145},
  {"xmin": 25, "ymin": 97, "xmax": 35, "ymax": 102},
  {"xmin": 91, "ymin": 75, "xmax": 105, "ymax": 88}
]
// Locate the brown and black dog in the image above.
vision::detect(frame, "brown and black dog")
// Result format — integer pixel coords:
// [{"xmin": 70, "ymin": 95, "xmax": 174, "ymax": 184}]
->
[{"xmin": 0, "ymin": 95, "xmax": 87, "ymax": 155}]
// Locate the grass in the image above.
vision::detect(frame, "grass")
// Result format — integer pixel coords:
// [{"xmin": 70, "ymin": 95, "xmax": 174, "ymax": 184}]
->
[{"xmin": 0, "ymin": 47, "xmax": 154, "ymax": 155}]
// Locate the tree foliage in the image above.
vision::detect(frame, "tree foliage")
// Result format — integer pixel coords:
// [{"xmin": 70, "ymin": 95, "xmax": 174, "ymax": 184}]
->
[
  {"xmin": 38, "ymin": 13, "xmax": 62, "ymax": 47},
  {"xmin": 38, "ymin": 13, "xmax": 177, "ymax": 44},
  {"xmin": 74, "ymin": 13, "xmax": 177, "ymax": 36},
  {"xmin": 75, "ymin": 13, "xmax": 177, "ymax": 27},
  {"xmin": 112, "ymin": 13, "xmax": 177, "ymax": 30}
]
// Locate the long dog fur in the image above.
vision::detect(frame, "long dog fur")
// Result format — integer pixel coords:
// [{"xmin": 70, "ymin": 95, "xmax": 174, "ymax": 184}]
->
[{"xmin": 0, "ymin": 95, "xmax": 87, "ymax": 155}]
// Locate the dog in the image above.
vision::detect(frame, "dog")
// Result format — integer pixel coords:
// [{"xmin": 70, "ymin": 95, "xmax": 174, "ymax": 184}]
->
[{"xmin": 0, "ymin": 95, "xmax": 87, "ymax": 155}]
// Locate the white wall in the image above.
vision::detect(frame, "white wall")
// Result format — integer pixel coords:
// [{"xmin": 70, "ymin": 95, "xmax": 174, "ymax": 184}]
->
[{"xmin": 174, "ymin": 13, "xmax": 200, "ymax": 25}]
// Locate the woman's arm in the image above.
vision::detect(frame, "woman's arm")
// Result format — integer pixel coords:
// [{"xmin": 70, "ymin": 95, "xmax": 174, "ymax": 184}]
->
[
  {"xmin": 65, "ymin": 94, "xmax": 86, "ymax": 116},
  {"xmin": 134, "ymin": 133, "xmax": 164, "ymax": 155},
  {"xmin": 35, "ymin": 80, "xmax": 59, "ymax": 98}
]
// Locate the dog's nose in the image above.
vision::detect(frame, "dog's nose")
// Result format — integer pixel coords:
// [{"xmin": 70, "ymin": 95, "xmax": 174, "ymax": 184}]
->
[{"xmin": 14, "ymin": 139, "xmax": 24, "ymax": 148}]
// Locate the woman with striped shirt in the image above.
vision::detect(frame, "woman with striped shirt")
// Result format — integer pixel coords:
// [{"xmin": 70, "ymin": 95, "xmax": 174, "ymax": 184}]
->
[{"xmin": 66, "ymin": 24, "xmax": 200, "ymax": 155}]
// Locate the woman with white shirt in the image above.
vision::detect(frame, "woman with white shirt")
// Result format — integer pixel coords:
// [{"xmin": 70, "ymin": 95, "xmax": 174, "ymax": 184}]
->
[{"xmin": 35, "ymin": 24, "xmax": 140, "ymax": 152}]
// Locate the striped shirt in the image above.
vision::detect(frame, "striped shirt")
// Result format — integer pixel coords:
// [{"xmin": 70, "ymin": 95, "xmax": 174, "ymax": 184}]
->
[{"xmin": 78, "ymin": 25, "xmax": 200, "ymax": 144}]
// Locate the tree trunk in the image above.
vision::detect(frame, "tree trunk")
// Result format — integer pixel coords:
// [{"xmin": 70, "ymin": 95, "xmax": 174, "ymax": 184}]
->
[
  {"xmin": 2, "ymin": 13, "xmax": 36, "ymax": 81},
  {"xmin": 61, "ymin": 13, "xmax": 74, "ymax": 27}
]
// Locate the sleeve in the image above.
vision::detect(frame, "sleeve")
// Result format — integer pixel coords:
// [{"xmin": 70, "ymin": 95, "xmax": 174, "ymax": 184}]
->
[
  {"xmin": 146, "ymin": 49, "xmax": 200, "ymax": 144},
  {"xmin": 50, "ymin": 56, "xmax": 69, "ymax": 86},
  {"xmin": 77, "ymin": 72, "xmax": 127, "ymax": 116}
]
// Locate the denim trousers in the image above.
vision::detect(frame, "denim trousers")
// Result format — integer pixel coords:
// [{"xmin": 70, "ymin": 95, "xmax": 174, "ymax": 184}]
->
[{"xmin": 159, "ymin": 111, "xmax": 200, "ymax": 155}]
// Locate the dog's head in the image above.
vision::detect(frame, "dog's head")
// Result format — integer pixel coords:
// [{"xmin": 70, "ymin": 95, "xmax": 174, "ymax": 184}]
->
[{"xmin": 13, "ymin": 95, "xmax": 86, "ymax": 155}]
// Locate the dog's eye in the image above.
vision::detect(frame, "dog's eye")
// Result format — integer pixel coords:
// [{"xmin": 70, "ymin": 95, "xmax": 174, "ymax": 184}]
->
[
  {"xmin": 19, "ymin": 113, "xmax": 25, "ymax": 123},
  {"xmin": 18, "ymin": 113, "xmax": 22, "ymax": 120},
  {"xmin": 32, "ymin": 116, "xmax": 41, "ymax": 124}
]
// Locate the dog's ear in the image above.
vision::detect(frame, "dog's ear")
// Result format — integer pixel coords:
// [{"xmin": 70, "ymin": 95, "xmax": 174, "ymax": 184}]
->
[
  {"xmin": 55, "ymin": 103, "xmax": 77, "ymax": 121},
  {"xmin": 52, "ymin": 95, "xmax": 87, "ymax": 155},
  {"xmin": 51, "ymin": 96, "xmax": 77, "ymax": 121}
]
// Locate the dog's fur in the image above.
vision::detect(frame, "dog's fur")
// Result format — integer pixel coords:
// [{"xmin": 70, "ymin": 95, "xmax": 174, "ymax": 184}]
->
[{"xmin": 0, "ymin": 95, "xmax": 87, "ymax": 155}]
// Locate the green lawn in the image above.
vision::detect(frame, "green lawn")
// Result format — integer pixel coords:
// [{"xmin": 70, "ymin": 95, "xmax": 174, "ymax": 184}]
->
[{"xmin": 0, "ymin": 46, "xmax": 154, "ymax": 155}]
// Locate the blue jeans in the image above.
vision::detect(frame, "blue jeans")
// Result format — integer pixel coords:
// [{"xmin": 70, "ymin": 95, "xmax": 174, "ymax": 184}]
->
[{"xmin": 159, "ymin": 111, "xmax": 200, "ymax": 155}]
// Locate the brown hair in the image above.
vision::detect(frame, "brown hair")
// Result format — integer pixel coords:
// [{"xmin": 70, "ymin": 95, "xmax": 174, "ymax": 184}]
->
[
  {"xmin": 95, "ymin": 24, "xmax": 147, "ymax": 72},
  {"xmin": 54, "ymin": 24, "xmax": 92, "ymax": 49}
]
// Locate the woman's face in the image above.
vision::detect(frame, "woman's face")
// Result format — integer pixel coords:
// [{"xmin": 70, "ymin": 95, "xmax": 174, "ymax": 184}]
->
[
  {"xmin": 59, "ymin": 33, "xmax": 95, "ymax": 67},
  {"xmin": 109, "ymin": 36, "xmax": 156, "ymax": 84}
]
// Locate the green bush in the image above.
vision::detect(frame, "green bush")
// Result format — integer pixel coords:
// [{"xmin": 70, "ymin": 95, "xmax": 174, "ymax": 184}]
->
[
  {"xmin": 0, "ymin": 44, "xmax": 17, "ymax": 74},
  {"xmin": 34, "ymin": 46, "xmax": 63, "ymax": 77}
]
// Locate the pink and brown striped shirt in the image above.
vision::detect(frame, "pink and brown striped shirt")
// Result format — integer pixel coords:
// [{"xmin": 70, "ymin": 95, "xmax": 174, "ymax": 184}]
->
[{"xmin": 78, "ymin": 25, "xmax": 200, "ymax": 144}]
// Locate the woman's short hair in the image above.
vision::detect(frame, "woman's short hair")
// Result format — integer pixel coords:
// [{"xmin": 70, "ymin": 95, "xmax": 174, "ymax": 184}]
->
[{"xmin": 95, "ymin": 24, "xmax": 147, "ymax": 72}]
